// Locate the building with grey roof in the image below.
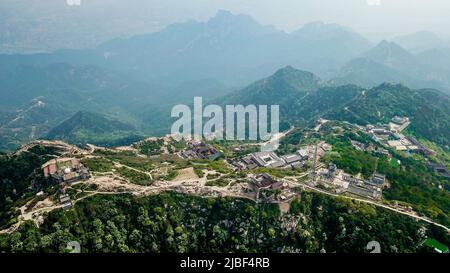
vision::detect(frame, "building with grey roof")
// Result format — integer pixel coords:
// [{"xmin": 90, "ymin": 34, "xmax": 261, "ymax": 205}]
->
[
  {"xmin": 298, "ymin": 149, "xmax": 309, "ymax": 160},
  {"xmin": 370, "ymin": 173, "xmax": 386, "ymax": 186},
  {"xmin": 281, "ymin": 154, "xmax": 303, "ymax": 165}
]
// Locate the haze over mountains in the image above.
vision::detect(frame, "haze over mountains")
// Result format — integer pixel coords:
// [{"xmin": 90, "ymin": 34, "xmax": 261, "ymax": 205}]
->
[
  {"xmin": 3, "ymin": 1, "xmax": 450, "ymax": 258},
  {"xmin": 0, "ymin": 10, "xmax": 373, "ymax": 85},
  {"xmin": 393, "ymin": 31, "xmax": 450, "ymax": 53},
  {"xmin": 332, "ymin": 40, "xmax": 450, "ymax": 92},
  {"xmin": 1, "ymin": 10, "xmax": 449, "ymax": 150},
  {"xmin": 1, "ymin": 10, "xmax": 449, "ymax": 88},
  {"xmin": 222, "ymin": 66, "xmax": 450, "ymax": 147}
]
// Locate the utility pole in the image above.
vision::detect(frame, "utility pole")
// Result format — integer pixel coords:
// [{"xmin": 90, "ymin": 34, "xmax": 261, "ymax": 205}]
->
[{"xmin": 310, "ymin": 144, "xmax": 318, "ymax": 185}]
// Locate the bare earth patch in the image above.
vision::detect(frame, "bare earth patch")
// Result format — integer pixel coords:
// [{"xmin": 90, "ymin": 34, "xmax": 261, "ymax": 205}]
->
[
  {"xmin": 279, "ymin": 202, "xmax": 291, "ymax": 214},
  {"xmin": 173, "ymin": 167, "xmax": 199, "ymax": 181}
]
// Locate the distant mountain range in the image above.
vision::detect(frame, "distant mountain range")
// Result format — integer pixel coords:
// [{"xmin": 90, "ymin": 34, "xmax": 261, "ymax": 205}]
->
[
  {"xmin": 1, "ymin": 64, "xmax": 449, "ymax": 150},
  {"xmin": 332, "ymin": 40, "xmax": 450, "ymax": 93},
  {"xmin": 1, "ymin": 10, "xmax": 449, "ymax": 92},
  {"xmin": 222, "ymin": 66, "xmax": 450, "ymax": 147},
  {"xmin": 0, "ymin": 62, "xmax": 232, "ymax": 150},
  {"xmin": 0, "ymin": 10, "xmax": 373, "ymax": 86},
  {"xmin": 0, "ymin": 10, "xmax": 449, "ymax": 150},
  {"xmin": 392, "ymin": 31, "xmax": 449, "ymax": 53},
  {"xmin": 0, "ymin": 63, "xmax": 155, "ymax": 150}
]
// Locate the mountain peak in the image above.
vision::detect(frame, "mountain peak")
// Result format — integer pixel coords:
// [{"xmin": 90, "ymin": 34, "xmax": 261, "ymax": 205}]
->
[
  {"xmin": 214, "ymin": 9, "xmax": 233, "ymax": 19},
  {"xmin": 220, "ymin": 66, "xmax": 322, "ymax": 106},
  {"xmin": 274, "ymin": 65, "xmax": 297, "ymax": 74},
  {"xmin": 393, "ymin": 31, "xmax": 446, "ymax": 52},
  {"xmin": 365, "ymin": 40, "xmax": 413, "ymax": 62},
  {"xmin": 302, "ymin": 21, "xmax": 326, "ymax": 28},
  {"xmin": 374, "ymin": 82, "xmax": 409, "ymax": 90},
  {"xmin": 377, "ymin": 40, "xmax": 391, "ymax": 47},
  {"xmin": 271, "ymin": 65, "xmax": 320, "ymax": 82},
  {"xmin": 373, "ymin": 40, "xmax": 406, "ymax": 51},
  {"xmin": 206, "ymin": 9, "xmax": 271, "ymax": 35},
  {"xmin": 268, "ymin": 66, "xmax": 322, "ymax": 93},
  {"xmin": 48, "ymin": 111, "xmax": 135, "ymax": 136},
  {"xmin": 208, "ymin": 10, "xmax": 251, "ymax": 24},
  {"xmin": 47, "ymin": 111, "xmax": 138, "ymax": 146},
  {"xmin": 292, "ymin": 21, "xmax": 371, "ymax": 51}
]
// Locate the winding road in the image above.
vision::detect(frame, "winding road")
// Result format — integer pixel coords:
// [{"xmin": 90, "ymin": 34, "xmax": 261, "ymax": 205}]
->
[{"xmin": 285, "ymin": 178, "xmax": 450, "ymax": 233}]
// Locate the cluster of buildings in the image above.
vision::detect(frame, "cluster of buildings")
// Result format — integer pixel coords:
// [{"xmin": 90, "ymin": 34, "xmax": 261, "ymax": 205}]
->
[
  {"xmin": 42, "ymin": 158, "xmax": 90, "ymax": 184},
  {"xmin": 234, "ymin": 150, "xmax": 308, "ymax": 170},
  {"xmin": 389, "ymin": 116, "xmax": 410, "ymax": 132},
  {"xmin": 385, "ymin": 134, "xmax": 433, "ymax": 156},
  {"xmin": 367, "ymin": 116, "xmax": 433, "ymax": 156},
  {"xmin": 250, "ymin": 174, "xmax": 296, "ymax": 202},
  {"xmin": 343, "ymin": 174, "xmax": 384, "ymax": 200},
  {"xmin": 180, "ymin": 141, "xmax": 223, "ymax": 160},
  {"xmin": 251, "ymin": 173, "xmax": 285, "ymax": 190},
  {"xmin": 318, "ymin": 163, "xmax": 385, "ymax": 200},
  {"xmin": 387, "ymin": 138, "xmax": 419, "ymax": 152},
  {"xmin": 42, "ymin": 158, "xmax": 90, "ymax": 210},
  {"xmin": 234, "ymin": 143, "xmax": 331, "ymax": 171},
  {"xmin": 59, "ymin": 193, "xmax": 73, "ymax": 210}
]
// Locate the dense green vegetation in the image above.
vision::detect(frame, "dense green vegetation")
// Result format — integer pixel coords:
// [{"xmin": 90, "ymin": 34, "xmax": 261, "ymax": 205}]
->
[
  {"xmin": 0, "ymin": 148, "xmax": 57, "ymax": 228},
  {"xmin": 278, "ymin": 123, "xmax": 450, "ymax": 226},
  {"xmin": 223, "ymin": 67, "xmax": 450, "ymax": 148},
  {"xmin": 115, "ymin": 167, "xmax": 152, "ymax": 186},
  {"xmin": 134, "ymin": 139, "xmax": 165, "ymax": 156},
  {"xmin": 205, "ymin": 178, "xmax": 229, "ymax": 187},
  {"xmin": 0, "ymin": 63, "xmax": 166, "ymax": 151},
  {"xmin": 221, "ymin": 67, "xmax": 361, "ymax": 130},
  {"xmin": 81, "ymin": 158, "xmax": 114, "ymax": 173},
  {"xmin": 378, "ymin": 154, "xmax": 450, "ymax": 226},
  {"xmin": 206, "ymin": 173, "xmax": 220, "ymax": 180},
  {"xmin": 2, "ymin": 65, "xmax": 449, "ymax": 154},
  {"xmin": 167, "ymin": 138, "xmax": 187, "ymax": 153},
  {"xmin": 325, "ymin": 83, "xmax": 450, "ymax": 147},
  {"xmin": 205, "ymin": 160, "xmax": 230, "ymax": 174},
  {"xmin": 250, "ymin": 167, "xmax": 304, "ymax": 178},
  {"xmin": 0, "ymin": 192, "xmax": 445, "ymax": 253},
  {"xmin": 91, "ymin": 150, "xmax": 155, "ymax": 172},
  {"xmin": 163, "ymin": 170, "xmax": 179, "ymax": 181},
  {"xmin": 193, "ymin": 166, "xmax": 205, "ymax": 178},
  {"xmin": 0, "ymin": 139, "xmax": 449, "ymax": 253},
  {"xmin": 47, "ymin": 111, "xmax": 142, "ymax": 147},
  {"xmin": 323, "ymin": 135, "xmax": 377, "ymax": 179},
  {"xmin": 209, "ymin": 140, "xmax": 260, "ymax": 159}
]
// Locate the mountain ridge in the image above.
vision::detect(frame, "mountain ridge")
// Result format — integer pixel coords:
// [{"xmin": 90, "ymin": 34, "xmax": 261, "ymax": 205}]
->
[
  {"xmin": 222, "ymin": 66, "xmax": 450, "ymax": 146},
  {"xmin": 46, "ymin": 111, "xmax": 142, "ymax": 147},
  {"xmin": 334, "ymin": 41, "xmax": 450, "ymax": 93}
]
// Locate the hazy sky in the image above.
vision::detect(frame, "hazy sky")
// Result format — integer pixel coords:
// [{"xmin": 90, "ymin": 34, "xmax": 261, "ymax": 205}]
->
[
  {"xmin": 2, "ymin": 0, "xmax": 450, "ymax": 45},
  {"xmin": 152, "ymin": 0, "xmax": 450, "ymax": 39}
]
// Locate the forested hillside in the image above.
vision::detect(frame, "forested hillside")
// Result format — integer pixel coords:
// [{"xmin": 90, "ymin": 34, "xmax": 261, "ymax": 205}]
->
[{"xmin": 1, "ymin": 192, "xmax": 444, "ymax": 253}]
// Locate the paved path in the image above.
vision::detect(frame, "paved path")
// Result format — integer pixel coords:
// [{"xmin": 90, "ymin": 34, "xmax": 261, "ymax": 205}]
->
[
  {"xmin": 285, "ymin": 178, "xmax": 450, "ymax": 233},
  {"xmin": 3, "ymin": 173, "xmax": 448, "ymax": 234}
]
